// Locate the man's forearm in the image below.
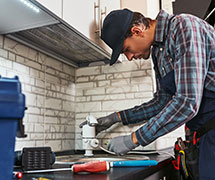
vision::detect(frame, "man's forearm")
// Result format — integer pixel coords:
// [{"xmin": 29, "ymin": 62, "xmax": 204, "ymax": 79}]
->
[{"xmin": 132, "ymin": 132, "xmax": 139, "ymax": 145}]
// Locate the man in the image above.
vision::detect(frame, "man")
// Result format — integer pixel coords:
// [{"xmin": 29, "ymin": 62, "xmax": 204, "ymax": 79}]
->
[{"xmin": 80, "ymin": 8, "xmax": 215, "ymax": 179}]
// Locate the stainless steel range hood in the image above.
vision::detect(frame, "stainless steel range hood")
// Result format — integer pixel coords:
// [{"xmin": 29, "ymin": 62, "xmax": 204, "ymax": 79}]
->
[{"xmin": 0, "ymin": 0, "xmax": 111, "ymax": 67}]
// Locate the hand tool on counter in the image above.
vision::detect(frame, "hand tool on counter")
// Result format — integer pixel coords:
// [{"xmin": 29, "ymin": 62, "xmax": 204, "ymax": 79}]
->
[
  {"xmin": 32, "ymin": 178, "xmax": 51, "ymax": 180},
  {"xmin": 24, "ymin": 159, "xmax": 158, "ymax": 174},
  {"xmin": 13, "ymin": 171, "xmax": 23, "ymax": 179},
  {"xmin": 109, "ymin": 160, "xmax": 158, "ymax": 167},
  {"xmin": 72, "ymin": 159, "xmax": 158, "ymax": 173}
]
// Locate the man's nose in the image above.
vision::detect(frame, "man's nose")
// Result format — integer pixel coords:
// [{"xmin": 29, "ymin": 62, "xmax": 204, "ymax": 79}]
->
[{"xmin": 124, "ymin": 52, "xmax": 135, "ymax": 61}]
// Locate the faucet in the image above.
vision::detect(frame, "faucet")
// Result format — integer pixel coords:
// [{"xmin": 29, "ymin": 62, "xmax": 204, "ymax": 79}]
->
[{"xmin": 81, "ymin": 115, "xmax": 99, "ymax": 156}]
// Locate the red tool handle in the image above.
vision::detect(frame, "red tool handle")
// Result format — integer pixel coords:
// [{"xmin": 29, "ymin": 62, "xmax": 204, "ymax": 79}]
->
[
  {"xmin": 72, "ymin": 161, "xmax": 109, "ymax": 173},
  {"xmin": 13, "ymin": 172, "xmax": 23, "ymax": 179}
]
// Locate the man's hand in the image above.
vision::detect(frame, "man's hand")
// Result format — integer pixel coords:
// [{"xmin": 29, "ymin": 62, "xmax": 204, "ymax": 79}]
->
[
  {"xmin": 79, "ymin": 112, "xmax": 120, "ymax": 134},
  {"xmin": 107, "ymin": 134, "xmax": 139, "ymax": 156},
  {"xmin": 96, "ymin": 112, "xmax": 121, "ymax": 134}
]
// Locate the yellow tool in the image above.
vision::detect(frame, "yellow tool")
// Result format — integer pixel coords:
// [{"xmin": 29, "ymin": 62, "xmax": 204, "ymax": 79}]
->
[
  {"xmin": 37, "ymin": 178, "xmax": 51, "ymax": 180},
  {"xmin": 179, "ymin": 150, "xmax": 189, "ymax": 178}
]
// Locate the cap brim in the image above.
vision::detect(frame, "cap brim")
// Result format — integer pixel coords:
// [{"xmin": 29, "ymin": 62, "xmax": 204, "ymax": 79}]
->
[{"xmin": 110, "ymin": 39, "xmax": 124, "ymax": 66}]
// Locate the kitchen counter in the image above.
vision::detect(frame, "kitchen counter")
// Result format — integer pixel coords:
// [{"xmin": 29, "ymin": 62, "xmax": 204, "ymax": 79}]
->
[{"xmin": 17, "ymin": 150, "xmax": 176, "ymax": 180}]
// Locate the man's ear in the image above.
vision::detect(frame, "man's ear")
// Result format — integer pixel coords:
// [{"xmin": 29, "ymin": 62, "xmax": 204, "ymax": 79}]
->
[{"xmin": 131, "ymin": 26, "xmax": 144, "ymax": 36}]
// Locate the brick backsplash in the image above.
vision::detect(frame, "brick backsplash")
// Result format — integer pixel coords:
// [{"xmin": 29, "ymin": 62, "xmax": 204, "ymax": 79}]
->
[
  {"xmin": 0, "ymin": 34, "xmax": 184, "ymax": 153},
  {"xmin": 0, "ymin": 35, "xmax": 76, "ymax": 152},
  {"xmin": 75, "ymin": 54, "xmax": 185, "ymax": 151},
  {"xmin": 75, "ymin": 60, "xmax": 157, "ymax": 150}
]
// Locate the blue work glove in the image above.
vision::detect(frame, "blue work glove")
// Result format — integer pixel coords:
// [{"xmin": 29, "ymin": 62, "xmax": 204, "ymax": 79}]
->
[{"xmin": 107, "ymin": 134, "xmax": 139, "ymax": 156}]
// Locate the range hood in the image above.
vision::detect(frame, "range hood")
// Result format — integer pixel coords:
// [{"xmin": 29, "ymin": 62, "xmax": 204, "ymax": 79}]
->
[
  {"xmin": 173, "ymin": 0, "xmax": 212, "ymax": 19},
  {"xmin": 0, "ymin": 0, "xmax": 111, "ymax": 67}
]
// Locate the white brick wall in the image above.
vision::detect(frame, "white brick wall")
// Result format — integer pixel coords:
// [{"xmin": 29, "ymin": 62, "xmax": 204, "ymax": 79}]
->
[
  {"xmin": 76, "ymin": 60, "xmax": 185, "ymax": 151},
  {"xmin": 75, "ymin": 60, "xmax": 157, "ymax": 150},
  {"xmin": 0, "ymin": 34, "xmax": 184, "ymax": 153},
  {"xmin": 0, "ymin": 35, "xmax": 76, "ymax": 152}
]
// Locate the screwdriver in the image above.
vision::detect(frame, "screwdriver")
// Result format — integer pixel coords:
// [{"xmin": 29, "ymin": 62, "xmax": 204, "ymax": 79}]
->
[
  {"xmin": 25, "ymin": 160, "xmax": 158, "ymax": 173},
  {"xmin": 73, "ymin": 160, "xmax": 158, "ymax": 173},
  {"xmin": 25, "ymin": 161, "xmax": 109, "ymax": 173}
]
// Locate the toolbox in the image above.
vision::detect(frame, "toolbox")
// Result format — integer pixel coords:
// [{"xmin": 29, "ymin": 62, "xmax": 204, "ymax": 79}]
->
[{"xmin": 0, "ymin": 76, "xmax": 25, "ymax": 180}]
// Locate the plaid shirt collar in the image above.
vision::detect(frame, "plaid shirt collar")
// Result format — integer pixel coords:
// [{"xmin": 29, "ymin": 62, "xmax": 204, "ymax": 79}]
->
[{"xmin": 153, "ymin": 10, "xmax": 172, "ymax": 45}]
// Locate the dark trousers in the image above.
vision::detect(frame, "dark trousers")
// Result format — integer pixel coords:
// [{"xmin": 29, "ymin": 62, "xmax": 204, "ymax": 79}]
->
[{"xmin": 198, "ymin": 129, "xmax": 215, "ymax": 180}]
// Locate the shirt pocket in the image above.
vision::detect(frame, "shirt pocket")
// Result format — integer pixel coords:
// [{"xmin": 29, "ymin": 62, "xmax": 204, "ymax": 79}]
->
[{"xmin": 160, "ymin": 56, "xmax": 174, "ymax": 78}]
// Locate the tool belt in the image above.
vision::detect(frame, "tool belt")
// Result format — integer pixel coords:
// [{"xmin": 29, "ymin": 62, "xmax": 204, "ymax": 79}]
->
[{"xmin": 172, "ymin": 117, "xmax": 215, "ymax": 180}]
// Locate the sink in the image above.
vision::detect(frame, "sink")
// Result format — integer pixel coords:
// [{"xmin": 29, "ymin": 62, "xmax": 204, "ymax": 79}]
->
[{"xmin": 56, "ymin": 153, "xmax": 149, "ymax": 163}]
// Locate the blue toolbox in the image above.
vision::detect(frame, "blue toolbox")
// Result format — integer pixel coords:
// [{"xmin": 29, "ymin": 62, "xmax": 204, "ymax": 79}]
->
[{"xmin": 0, "ymin": 76, "xmax": 26, "ymax": 180}]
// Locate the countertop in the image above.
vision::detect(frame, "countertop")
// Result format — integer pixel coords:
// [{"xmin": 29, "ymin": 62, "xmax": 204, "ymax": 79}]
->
[{"xmin": 16, "ymin": 150, "xmax": 176, "ymax": 180}]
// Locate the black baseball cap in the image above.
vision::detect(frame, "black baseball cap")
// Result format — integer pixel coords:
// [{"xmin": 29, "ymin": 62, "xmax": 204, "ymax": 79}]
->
[{"xmin": 101, "ymin": 9, "xmax": 133, "ymax": 65}]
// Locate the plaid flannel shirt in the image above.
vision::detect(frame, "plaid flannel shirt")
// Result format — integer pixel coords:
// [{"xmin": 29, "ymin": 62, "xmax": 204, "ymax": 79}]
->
[{"xmin": 119, "ymin": 10, "xmax": 215, "ymax": 146}]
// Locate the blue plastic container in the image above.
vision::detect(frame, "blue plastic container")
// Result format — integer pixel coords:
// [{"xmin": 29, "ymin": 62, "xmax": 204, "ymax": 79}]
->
[{"xmin": 0, "ymin": 76, "xmax": 25, "ymax": 180}]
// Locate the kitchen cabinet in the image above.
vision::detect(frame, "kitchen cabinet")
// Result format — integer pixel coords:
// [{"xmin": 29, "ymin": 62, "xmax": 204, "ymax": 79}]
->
[
  {"xmin": 62, "ymin": 0, "xmax": 97, "ymax": 41},
  {"xmin": 121, "ymin": 0, "xmax": 159, "ymax": 18},
  {"xmin": 35, "ymin": 0, "xmax": 63, "ymax": 18},
  {"xmin": 35, "ymin": 0, "xmax": 121, "ymax": 42},
  {"xmin": 34, "ymin": 0, "xmax": 120, "ymax": 59},
  {"xmin": 63, "ymin": 0, "xmax": 120, "ymax": 50}
]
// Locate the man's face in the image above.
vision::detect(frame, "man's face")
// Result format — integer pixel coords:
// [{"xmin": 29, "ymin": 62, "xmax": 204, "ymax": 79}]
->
[{"xmin": 122, "ymin": 26, "xmax": 152, "ymax": 61}]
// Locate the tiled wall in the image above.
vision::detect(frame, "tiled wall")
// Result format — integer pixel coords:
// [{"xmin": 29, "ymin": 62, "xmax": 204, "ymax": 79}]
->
[
  {"xmin": 0, "ymin": 34, "xmax": 184, "ymax": 152},
  {"xmin": 75, "ymin": 59, "xmax": 157, "ymax": 150},
  {"xmin": 0, "ymin": 35, "xmax": 76, "ymax": 152},
  {"xmin": 75, "ymin": 59, "xmax": 185, "ymax": 151}
]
